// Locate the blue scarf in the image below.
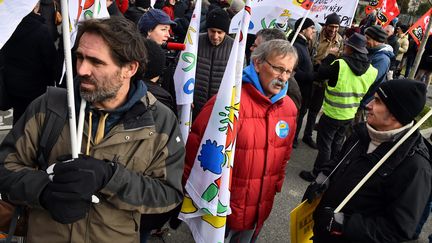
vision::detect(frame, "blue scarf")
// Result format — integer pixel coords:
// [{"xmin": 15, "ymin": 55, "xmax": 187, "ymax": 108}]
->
[{"xmin": 242, "ymin": 62, "xmax": 288, "ymax": 104}]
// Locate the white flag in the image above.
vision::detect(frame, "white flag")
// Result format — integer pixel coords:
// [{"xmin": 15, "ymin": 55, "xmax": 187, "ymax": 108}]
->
[
  {"xmin": 0, "ymin": 0, "xmax": 39, "ymax": 49},
  {"xmin": 174, "ymin": 0, "xmax": 202, "ymax": 141}
]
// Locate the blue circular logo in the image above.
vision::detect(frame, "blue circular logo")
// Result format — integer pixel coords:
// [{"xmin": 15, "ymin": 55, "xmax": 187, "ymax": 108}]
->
[{"xmin": 275, "ymin": 120, "xmax": 289, "ymax": 138}]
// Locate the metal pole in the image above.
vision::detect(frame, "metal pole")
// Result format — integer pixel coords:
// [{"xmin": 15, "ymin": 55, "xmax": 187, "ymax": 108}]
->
[{"xmin": 408, "ymin": 7, "xmax": 432, "ymax": 79}]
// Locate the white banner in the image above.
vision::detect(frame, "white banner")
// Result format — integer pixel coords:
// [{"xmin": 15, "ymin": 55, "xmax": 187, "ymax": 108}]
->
[
  {"xmin": 229, "ymin": 0, "xmax": 358, "ymax": 34},
  {"xmin": 0, "ymin": 0, "xmax": 39, "ymax": 49}
]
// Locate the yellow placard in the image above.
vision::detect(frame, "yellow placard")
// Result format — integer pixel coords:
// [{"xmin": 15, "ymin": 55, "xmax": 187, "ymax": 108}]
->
[{"xmin": 289, "ymin": 197, "xmax": 321, "ymax": 243}]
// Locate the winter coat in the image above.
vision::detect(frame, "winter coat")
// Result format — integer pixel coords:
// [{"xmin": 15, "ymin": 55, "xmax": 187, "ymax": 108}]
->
[
  {"xmin": 361, "ymin": 44, "xmax": 394, "ymax": 106},
  {"xmin": 193, "ymin": 33, "xmax": 234, "ymax": 120},
  {"xmin": 184, "ymin": 64, "xmax": 297, "ymax": 234},
  {"xmin": 396, "ymin": 34, "xmax": 409, "ymax": 61},
  {"xmin": 314, "ymin": 123, "xmax": 432, "ymax": 243},
  {"xmin": 0, "ymin": 81, "xmax": 185, "ymax": 243},
  {"xmin": 418, "ymin": 37, "xmax": 432, "ymax": 71},
  {"xmin": 291, "ymin": 34, "xmax": 314, "ymax": 100},
  {"xmin": 2, "ymin": 12, "xmax": 57, "ymax": 99}
]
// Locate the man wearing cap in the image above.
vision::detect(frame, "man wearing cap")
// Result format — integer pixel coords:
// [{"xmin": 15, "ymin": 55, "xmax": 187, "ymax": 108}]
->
[
  {"xmin": 299, "ymin": 33, "xmax": 378, "ymax": 182},
  {"xmin": 289, "ymin": 17, "xmax": 316, "ymax": 148},
  {"xmin": 360, "ymin": 25, "xmax": 394, "ymax": 108},
  {"xmin": 296, "ymin": 13, "xmax": 344, "ymax": 150},
  {"xmin": 192, "ymin": 8, "xmax": 234, "ymax": 120},
  {"xmin": 138, "ymin": 8, "xmax": 177, "ymax": 45},
  {"xmin": 304, "ymin": 79, "xmax": 431, "ymax": 242}
]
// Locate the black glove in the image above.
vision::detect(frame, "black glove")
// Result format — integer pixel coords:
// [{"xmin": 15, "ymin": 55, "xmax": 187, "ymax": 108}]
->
[
  {"xmin": 40, "ymin": 183, "xmax": 91, "ymax": 224},
  {"xmin": 50, "ymin": 155, "xmax": 116, "ymax": 200},
  {"xmin": 315, "ymin": 207, "xmax": 344, "ymax": 236},
  {"xmin": 302, "ymin": 172, "xmax": 328, "ymax": 203}
]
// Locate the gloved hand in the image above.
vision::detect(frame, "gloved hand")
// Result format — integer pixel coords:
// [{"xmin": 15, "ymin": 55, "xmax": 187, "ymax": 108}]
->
[
  {"xmin": 302, "ymin": 172, "xmax": 329, "ymax": 203},
  {"xmin": 49, "ymin": 155, "xmax": 116, "ymax": 200},
  {"xmin": 315, "ymin": 207, "xmax": 344, "ymax": 236},
  {"xmin": 39, "ymin": 183, "xmax": 91, "ymax": 224}
]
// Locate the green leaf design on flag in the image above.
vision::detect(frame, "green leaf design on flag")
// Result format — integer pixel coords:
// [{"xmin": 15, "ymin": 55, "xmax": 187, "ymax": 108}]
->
[
  {"xmin": 217, "ymin": 200, "xmax": 227, "ymax": 214},
  {"xmin": 202, "ymin": 183, "xmax": 219, "ymax": 202}
]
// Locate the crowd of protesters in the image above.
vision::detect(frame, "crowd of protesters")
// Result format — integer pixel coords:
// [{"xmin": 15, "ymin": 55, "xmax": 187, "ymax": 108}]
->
[{"xmin": 0, "ymin": 0, "xmax": 432, "ymax": 242}]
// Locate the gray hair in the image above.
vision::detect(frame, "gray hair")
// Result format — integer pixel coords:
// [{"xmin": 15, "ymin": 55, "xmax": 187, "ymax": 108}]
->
[
  {"xmin": 256, "ymin": 28, "xmax": 286, "ymax": 42},
  {"xmin": 251, "ymin": 39, "xmax": 298, "ymax": 64}
]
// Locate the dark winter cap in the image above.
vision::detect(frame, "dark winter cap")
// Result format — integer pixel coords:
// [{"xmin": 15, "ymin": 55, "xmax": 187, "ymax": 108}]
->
[
  {"xmin": 206, "ymin": 8, "xmax": 231, "ymax": 33},
  {"xmin": 138, "ymin": 9, "xmax": 176, "ymax": 35},
  {"xmin": 135, "ymin": 0, "xmax": 151, "ymax": 8},
  {"xmin": 325, "ymin": 13, "xmax": 340, "ymax": 25},
  {"xmin": 377, "ymin": 79, "xmax": 427, "ymax": 125},
  {"xmin": 365, "ymin": 25, "xmax": 387, "ymax": 43},
  {"xmin": 398, "ymin": 24, "xmax": 408, "ymax": 33},
  {"xmin": 295, "ymin": 17, "xmax": 315, "ymax": 32},
  {"xmin": 344, "ymin": 33, "xmax": 368, "ymax": 54},
  {"xmin": 143, "ymin": 39, "xmax": 166, "ymax": 79}
]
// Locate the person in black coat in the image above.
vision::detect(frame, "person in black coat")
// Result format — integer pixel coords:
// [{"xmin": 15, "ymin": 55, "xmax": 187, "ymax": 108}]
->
[
  {"xmin": 142, "ymin": 39, "xmax": 177, "ymax": 116},
  {"xmin": 288, "ymin": 18, "xmax": 317, "ymax": 148},
  {"xmin": 303, "ymin": 80, "xmax": 431, "ymax": 243},
  {"xmin": 2, "ymin": 3, "xmax": 58, "ymax": 124}
]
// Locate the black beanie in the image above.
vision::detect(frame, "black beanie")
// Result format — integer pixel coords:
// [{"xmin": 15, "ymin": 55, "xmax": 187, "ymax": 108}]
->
[
  {"xmin": 143, "ymin": 39, "xmax": 166, "ymax": 79},
  {"xmin": 365, "ymin": 25, "xmax": 388, "ymax": 43},
  {"xmin": 206, "ymin": 8, "xmax": 231, "ymax": 33},
  {"xmin": 295, "ymin": 18, "xmax": 315, "ymax": 32},
  {"xmin": 377, "ymin": 79, "xmax": 427, "ymax": 125},
  {"xmin": 325, "ymin": 13, "xmax": 340, "ymax": 25}
]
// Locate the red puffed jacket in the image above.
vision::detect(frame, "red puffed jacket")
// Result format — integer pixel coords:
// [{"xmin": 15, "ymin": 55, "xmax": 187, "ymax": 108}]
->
[{"xmin": 183, "ymin": 82, "xmax": 297, "ymax": 233}]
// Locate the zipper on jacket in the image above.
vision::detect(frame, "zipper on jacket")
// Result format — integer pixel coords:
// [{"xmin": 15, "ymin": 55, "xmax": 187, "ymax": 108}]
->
[{"xmin": 207, "ymin": 47, "xmax": 216, "ymax": 101}]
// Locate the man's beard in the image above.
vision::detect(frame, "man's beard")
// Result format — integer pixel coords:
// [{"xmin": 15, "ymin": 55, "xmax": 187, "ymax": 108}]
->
[{"xmin": 79, "ymin": 74, "xmax": 122, "ymax": 104}]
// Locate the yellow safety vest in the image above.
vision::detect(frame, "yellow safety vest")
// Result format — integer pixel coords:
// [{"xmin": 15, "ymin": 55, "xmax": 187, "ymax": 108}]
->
[{"xmin": 323, "ymin": 59, "xmax": 378, "ymax": 120}]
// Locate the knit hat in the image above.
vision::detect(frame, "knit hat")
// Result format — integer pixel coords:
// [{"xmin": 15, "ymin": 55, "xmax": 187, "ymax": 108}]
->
[
  {"xmin": 295, "ymin": 17, "xmax": 315, "ymax": 32},
  {"xmin": 365, "ymin": 25, "xmax": 387, "ymax": 43},
  {"xmin": 206, "ymin": 8, "xmax": 231, "ymax": 33},
  {"xmin": 135, "ymin": 0, "xmax": 151, "ymax": 8},
  {"xmin": 138, "ymin": 9, "xmax": 176, "ymax": 35},
  {"xmin": 377, "ymin": 79, "xmax": 427, "ymax": 125},
  {"xmin": 325, "ymin": 13, "xmax": 340, "ymax": 25},
  {"xmin": 143, "ymin": 39, "xmax": 166, "ymax": 79}
]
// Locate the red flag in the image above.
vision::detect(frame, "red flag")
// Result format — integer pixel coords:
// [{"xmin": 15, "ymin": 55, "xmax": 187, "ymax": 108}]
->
[
  {"xmin": 365, "ymin": 0, "xmax": 384, "ymax": 15},
  {"xmin": 301, "ymin": 0, "xmax": 314, "ymax": 10},
  {"xmin": 376, "ymin": 0, "xmax": 400, "ymax": 27},
  {"xmin": 408, "ymin": 8, "xmax": 432, "ymax": 45}
]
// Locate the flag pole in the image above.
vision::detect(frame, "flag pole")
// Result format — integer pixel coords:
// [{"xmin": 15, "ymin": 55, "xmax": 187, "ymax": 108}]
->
[
  {"xmin": 335, "ymin": 108, "xmax": 432, "ymax": 213},
  {"xmin": 77, "ymin": 0, "xmax": 101, "ymax": 149},
  {"xmin": 60, "ymin": 0, "xmax": 79, "ymax": 158},
  {"xmin": 290, "ymin": 2, "xmax": 315, "ymax": 45}
]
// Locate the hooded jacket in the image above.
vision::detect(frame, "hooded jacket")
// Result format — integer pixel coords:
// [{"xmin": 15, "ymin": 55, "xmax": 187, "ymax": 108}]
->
[
  {"xmin": 0, "ymin": 80, "xmax": 185, "ymax": 243},
  {"xmin": 183, "ymin": 63, "xmax": 297, "ymax": 234},
  {"xmin": 314, "ymin": 123, "xmax": 432, "ymax": 243}
]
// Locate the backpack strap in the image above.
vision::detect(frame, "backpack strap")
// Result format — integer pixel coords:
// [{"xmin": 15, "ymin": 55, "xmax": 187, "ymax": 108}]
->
[{"xmin": 36, "ymin": 86, "xmax": 68, "ymax": 170}]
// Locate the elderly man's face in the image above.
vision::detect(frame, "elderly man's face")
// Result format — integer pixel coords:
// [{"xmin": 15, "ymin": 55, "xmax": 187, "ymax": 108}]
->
[
  {"xmin": 366, "ymin": 94, "xmax": 398, "ymax": 131},
  {"xmin": 208, "ymin": 27, "xmax": 226, "ymax": 46},
  {"xmin": 302, "ymin": 25, "xmax": 316, "ymax": 41},
  {"xmin": 254, "ymin": 53, "xmax": 296, "ymax": 97}
]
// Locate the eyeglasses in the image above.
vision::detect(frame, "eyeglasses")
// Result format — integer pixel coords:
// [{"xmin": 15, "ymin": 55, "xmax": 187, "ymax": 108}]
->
[{"xmin": 264, "ymin": 59, "xmax": 294, "ymax": 76}]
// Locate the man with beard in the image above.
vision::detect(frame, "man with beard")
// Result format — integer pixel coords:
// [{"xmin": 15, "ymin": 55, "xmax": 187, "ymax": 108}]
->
[
  {"xmin": 299, "ymin": 33, "xmax": 378, "ymax": 182},
  {"xmin": 0, "ymin": 17, "xmax": 185, "ymax": 242}
]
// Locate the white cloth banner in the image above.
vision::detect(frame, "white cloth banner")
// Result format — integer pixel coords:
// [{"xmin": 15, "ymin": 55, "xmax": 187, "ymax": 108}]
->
[
  {"xmin": 0, "ymin": 0, "xmax": 39, "ymax": 49},
  {"xmin": 229, "ymin": 0, "xmax": 358, "ymax": 34},
  {"xmin": 68, "ymin": 0, "xmax": 109, "ymax": 46},
  {"xmin": 174, "ymin": 0, "xmax": 202, "ymax": 141}
]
